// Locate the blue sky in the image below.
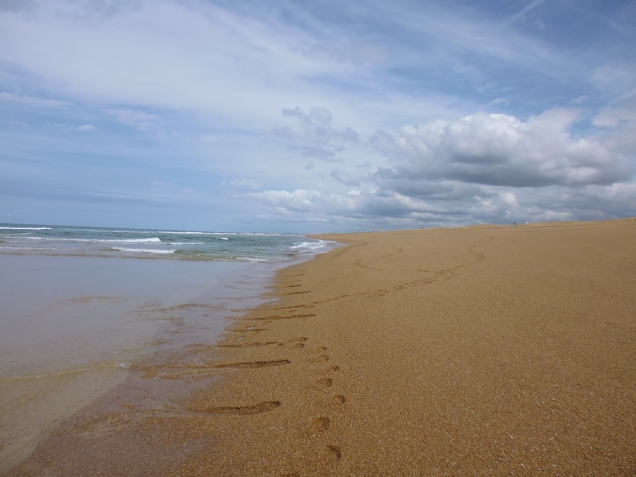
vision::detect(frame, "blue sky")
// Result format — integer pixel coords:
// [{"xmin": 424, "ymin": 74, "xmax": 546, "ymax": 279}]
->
[{"xmin": 1, "ymin": 0, "xmax": 635, "ymax": 232}]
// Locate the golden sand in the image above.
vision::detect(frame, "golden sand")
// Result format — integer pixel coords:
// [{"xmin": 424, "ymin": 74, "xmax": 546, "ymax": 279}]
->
[{"xmin": 8, "ymin": 219, "xmax": 636, "ymax": 475}]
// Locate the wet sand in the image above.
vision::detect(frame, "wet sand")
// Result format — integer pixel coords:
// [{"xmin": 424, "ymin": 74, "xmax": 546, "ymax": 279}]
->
[
  {"xmin": 0, "ymin": 256, "xmax": 279, "ymax": 474},
  {"xmin": 8, "ymin": 218, "xmax": 636, "ymax": 475}
]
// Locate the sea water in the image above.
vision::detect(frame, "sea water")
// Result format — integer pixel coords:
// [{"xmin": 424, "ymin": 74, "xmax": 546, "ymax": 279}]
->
[{"xmin": 0, "ymin": 224, "xmax": 335, "ymax": 471}]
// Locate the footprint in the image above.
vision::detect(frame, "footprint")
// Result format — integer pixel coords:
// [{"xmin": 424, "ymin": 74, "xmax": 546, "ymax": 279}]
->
[
  {"xmin": 191, "ymin": 401, "xmax": 281, "ymax": 415},
  {"xmin": 272, "ymin": 304, "xmax": 314, "ymax": 310},
  {"xmin": 310, "ymin": 416, "xmax": 330, "ymax": 432},
  {"xmin": 309, "ymin": 355, "xmax": 329, "ymax": 363},
  {"xmin": 333, "ymin": 395, "xmax": 346, "ymax": 404},
  {"xmin": 252, "ymin": 314, "xmax": 316, "ymax": 321},
  {"xmin": 327, "ymin": 445, "xmax": 342, "ymax": 460},
  {"xmin": 292, "ymin": 343, "xmax": 305, "ymax": 349},
  {"xmin": 316, "ymin": 378, "xmax": 333, "ymax": 388},
  {"xmin": 217, "ymin": 341, "xmax": 278, "ymax": 348},
  {"xmin": 214, "ymin": 359, "xmax": 290, "ymax": 369},
  {"xmin": 317, "ymin": 346, "xmax": 327, "ymax": 351},
  {"xmin": 288, "ymin": 337, "xmax": 308, "ymax": 343},
  {"xmin": 326, "ymin": 365, "xmax": 340, "ymax": 372}
]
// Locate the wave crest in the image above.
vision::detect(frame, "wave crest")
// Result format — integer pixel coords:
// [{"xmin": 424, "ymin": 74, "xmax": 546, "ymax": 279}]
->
[{"xmin": 112, "ymin": 247, "xmax": 175, "ymax": 254}]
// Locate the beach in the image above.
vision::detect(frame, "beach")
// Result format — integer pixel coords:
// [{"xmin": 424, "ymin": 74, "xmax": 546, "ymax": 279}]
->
[
  {"xmin": 7, "ymin": 218, "xmax": 636, "ymax": 475},
  {"xmin": 0, "ymin": 226, "xmax": 330, "ymax": 474}
]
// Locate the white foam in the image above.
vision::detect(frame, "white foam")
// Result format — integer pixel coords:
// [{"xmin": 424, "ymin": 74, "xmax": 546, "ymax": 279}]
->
[
  {"xmin": 219, "ymin": 237, "xmax": 229, "ymax": 240},
  {"xmin": 0, "ymin": 226, "xmax": 52, "ymax": 230},
  {"xmin": 235, "ymin": 257, "xmax": 268, "ymax": 262},
  {"xmin": 112, "ymin": 247, "xmax": 175, "ymax": 254},
  {"xmin": 290, "ymin": 240, "xmax": 329, "ymax": 252},
  {"xmin": 168, "ymin": 242, "xmax": 204, "ymax": 245}
]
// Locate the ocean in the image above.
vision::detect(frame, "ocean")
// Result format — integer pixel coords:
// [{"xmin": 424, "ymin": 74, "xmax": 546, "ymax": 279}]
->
[
  {"xmin": 0, "ymin": 224, "xmax": 336, "ymax": 471},
  {"xmin": 0, "ymin": 224, "xmax": 329, "ymax": 261}
]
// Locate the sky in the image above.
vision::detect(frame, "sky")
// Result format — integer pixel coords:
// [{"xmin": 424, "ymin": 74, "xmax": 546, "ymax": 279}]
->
[{"xmin": 1, "ymin": 0, "xmax": 635, "ymax": 232}]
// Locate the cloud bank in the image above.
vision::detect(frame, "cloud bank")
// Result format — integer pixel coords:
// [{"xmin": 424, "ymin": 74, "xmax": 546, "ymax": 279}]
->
[{"xmin": 250, "ymin": 108, "xmax": 635, "ymax": 228}]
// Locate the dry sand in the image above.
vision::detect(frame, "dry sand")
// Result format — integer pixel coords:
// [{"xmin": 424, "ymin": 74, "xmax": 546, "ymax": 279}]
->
[{"xmin": 8, "ymin": 218, "xmax": 636, "ymax": 476}]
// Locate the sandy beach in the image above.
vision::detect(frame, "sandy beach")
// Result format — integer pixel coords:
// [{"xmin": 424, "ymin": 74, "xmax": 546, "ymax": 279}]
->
[{"xmin": 8, "ymin": 218, "xmax": 636, "ymax": 476}]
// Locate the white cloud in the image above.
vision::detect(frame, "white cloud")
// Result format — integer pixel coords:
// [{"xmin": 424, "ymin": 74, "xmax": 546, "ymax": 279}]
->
[
  {"xmin": 371, "ymin": 109, "xmax": 630, "ymax": 187},
  {"xmin": 502, "ymin": 0, "xmax": 548, "ymax": 26},
  {"xmin": 275, "ymin": 106, "xmax": 360, "ymax": 161},
  {"xmin": 248, "ymin": 180, "xmax": 636, "ymax": 228},
  {"xmin": 77, "ymin": 123, "xmax": 95, "ymax": 131},
  {"xmin": 276, "ymin": 107, "xmax": 359, "ymax": 144},
  {"xmin": 591, "ymin": 98, "xmax": 636, "ymax": 164},
  {"xmin": 592, "ymin": 106, "xmax": 636, "ymax": 128},
  {"xmin": 0, "ymin": 1, "xmax": 359, "ymax": 129},
  {"xmin": 571, "ymin": 95, "xmax": 588, "ymax": 105},
  {"xmin": 248, "ymin": 189, "xmax": 323, "ymax": 211},
  {"xmin": 0, "ymin": 92, "xmax": 67, "ymax": 108},
  {"xmin": 247, "ymin": 106, "xmax": 636, "ymax": 228}
]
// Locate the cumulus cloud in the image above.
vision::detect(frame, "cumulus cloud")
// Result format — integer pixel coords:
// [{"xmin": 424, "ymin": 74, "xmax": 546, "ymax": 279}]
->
[
  {"xmin": 248, "ymin": 181, "xmax": 636, "ymax": 228},
  {"xmin": 248, "ymin": 107, "xmax": 636, "ymax": 228},
  {"xmin": 247, "ymin": 187, "xmax": 478, "ymax": 226},
  {"xmin": 275, "ymin": 106, "xmax": 360, "ymax": 160},
  {"xmin": 371, "ymin": 109, "xmax": 631, "ymax": 187}
]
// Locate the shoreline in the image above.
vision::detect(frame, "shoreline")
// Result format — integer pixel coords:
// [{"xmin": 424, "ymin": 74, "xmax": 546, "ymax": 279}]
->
[
  {"xmin": 7, "ymin": 218, "xmax": 636, "ymax": 475},
  {"xmin": 1, "ymin": 248, "xmax": 324, "ymax": 475}
]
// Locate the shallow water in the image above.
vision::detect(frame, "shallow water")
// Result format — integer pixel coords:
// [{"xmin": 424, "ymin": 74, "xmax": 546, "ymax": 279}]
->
[{"xmin": 0, "ymin": 227, "xmax": 336, "ymax": 472}]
